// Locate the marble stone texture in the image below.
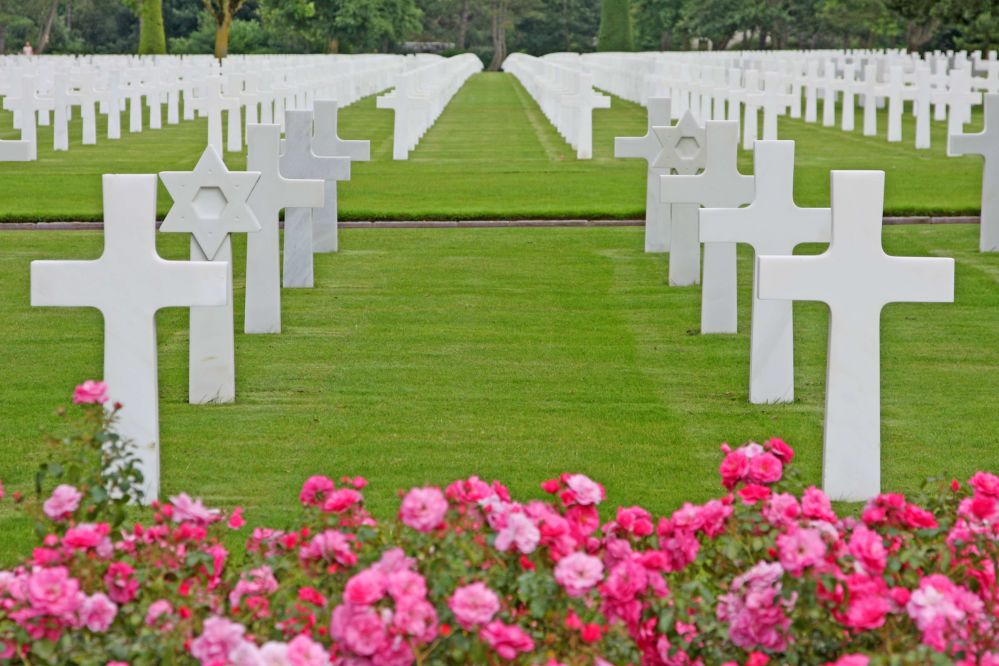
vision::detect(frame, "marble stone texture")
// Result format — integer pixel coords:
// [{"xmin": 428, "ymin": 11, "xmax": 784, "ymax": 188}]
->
[
  {"xmin": 757, "ymin": 170, "xmax": 954, "ymax": 501},
  {"xmin": 311, "ymin": 100, "xmax": 370, "ymax": 253},
  {"xmin": 279, "ymin": 109, "xmax": 350, "ymax": 287},
  {"xmin": 244, "ymin": 124, "xmax": 324, "ymax": 334},
  {"xmin": 660, "ymin": 121, "xmax": 754, "ymax": 334},
  {"xmin": 160, "ymin": 146, "xmax": 261, "ymax": 404},
  {"xmin": 700, "ymin": 141, "xmax": 830, "ymax": 404},
  {"xmin": 614, "ymin": 98, "xmax": 672, "ymax": 253},
  {"xmin": 948, "ymin": 93, "xmax": 999, "ymax": 252},
  {"xmin": 30, "ymin": 175, "xmax": 228, "ymax": 501},
  {"xmin": 653, "ymin": 111, "xmax": 707, "ymax": 286}
]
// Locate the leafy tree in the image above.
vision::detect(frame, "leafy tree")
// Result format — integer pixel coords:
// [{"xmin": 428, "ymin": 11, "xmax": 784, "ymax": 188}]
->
[
  {"xmin": 203, "ymin": 0, "xmax": 249, "ymax": 58},
  {"xmin": 138, "ymin": 0, "xmax": 167, "ymax": 53},
  {"xmin": 632, "ymin": 0, "xmax": 686, "ymax": 50},
  {"xmin": 596, "ymin": 0, "xmax": 632, "ymax": 50},
  {"xmin": 512, "ymin": 0, "xmax": 600, "ymax": 54}
]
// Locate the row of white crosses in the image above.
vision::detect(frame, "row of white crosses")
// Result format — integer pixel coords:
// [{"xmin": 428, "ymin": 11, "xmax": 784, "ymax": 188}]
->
[
  {"xmin": 376, "ymin": 54, "xmax": 482, "ymax": 160},
  {"xmin": 502, "ymin": 53, "xmax": 611, "ymax": 159},
  {"xmin": 581, "ymin": 49, "xmax": 990, "ymax": 152},
  {"xmin": 0, "ymin": 54, "xmax": 403, "ymax": 161},
  {"xmin": 615, "ymin": 100, "xmax": 956, "ymax": 501},
  {"xmin": 29, "ymin": 99, "xmax": 371, "ymax": 501}
]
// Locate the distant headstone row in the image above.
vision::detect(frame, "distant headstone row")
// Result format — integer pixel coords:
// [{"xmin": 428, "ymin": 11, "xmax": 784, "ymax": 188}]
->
[
  {"xmin": 588, "ymin": 49, "xmax": 996, "ymax": 152},
  {"xmin": 502, "ymin": 53, "xmax": 610, "ymax": 159},
  {"xmin": 0, "ymin": 53, "xmax": 476, "ymax": 162}
]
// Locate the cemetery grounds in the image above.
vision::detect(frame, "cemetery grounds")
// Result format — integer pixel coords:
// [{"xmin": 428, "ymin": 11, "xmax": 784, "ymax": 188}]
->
[{"xmin": 0, "ymin": 72, "xmax": 995, "ymax": 562}]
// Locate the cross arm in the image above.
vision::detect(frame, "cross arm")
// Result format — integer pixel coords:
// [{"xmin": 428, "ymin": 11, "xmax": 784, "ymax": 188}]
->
[
  {"xmin": 947, "ymin": 131, "xmax": 986, "ymax": 158},
  {"xmin": 279, "ymin": 178, "xmax": 325, "ymax": 210},
  {"xmin": 882, "ymin": 256, "xmax": 954, "ymax": 304},
  {"xmin": 31, "ymin": 261, "xmax": 103, "ymax": 308},
  {"xmin": 149, "ymin": 259, "xmax": 229, "ymax": 311},
  {"xmin": 756, "ymin": 254, "xmax": 832, "ymax": 303},
  {"xmin": 614, "ymin": 132, "xmax": 660, "ymax": 163}
]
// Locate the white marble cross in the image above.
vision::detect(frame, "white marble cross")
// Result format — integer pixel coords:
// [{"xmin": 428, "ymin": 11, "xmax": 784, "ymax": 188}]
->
[
  {"xmin": 30, "ymin": 175, "xmax": 228, "ymax": 501},
  {"xmin": 757, "ymin": 170, "xmax": 954, "ymax": 501},
  {"xmin": 856, "ymin": 64, "xmax": 884, "ymax": 137},
  {"xmin": 885, "ymin": 66, "xmax": 907, "ymax": 143},
  {"xmin": 913, "ymin": 66, "xmax": 933, "ymax": 149},
  {"xmin": 244, "ymin": 124, "xmax": 324, "ymax": 334},
  {"xmin": 653, "ymin": 111, "xmax": 707, "ymax": 286},
  {"xmin": 279, "ymin": 109, "xmax": 351, "ymax": 288},
  {"xmin": 160, "ymin": 147, "xmax": 261, "ymax": 404},
  {"xmin": 660, "ymin": 121, "xmax": 753, "ymax": 333},
  {"xmin": 949, "ymin": 93, "xmax": 999, "ymax": 251},
  {"xmin": 0, "ymin": 75, "xmax": 37, "ymax": 161},
  {"xmin": 760, "ymin": 73, "xmax": 792, "ymax": 140},
  {"xmin": 194, "ymin": 78, "xmax": 239, "ymax": 155},
  {"xmin": 821, "ymin": 61, "xmax": 838, "ymax": 128},
  {"xmin": 700, "ymin": 141, "xmax": 830, "ymax": 404},
  {"xmin": 309, "ymin": 100, "xmax": 370, "ymax": 253},
  {"xmin": 614, "ymin": 97, "xmax": 671, "ymax": 253},
  {"xmin": 839, "ymin": 63, "xmax": 857, "ymax": 132}
]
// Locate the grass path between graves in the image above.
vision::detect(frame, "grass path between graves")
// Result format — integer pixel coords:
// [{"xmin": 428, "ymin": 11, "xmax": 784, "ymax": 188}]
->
[
  {"xmin": 0, "ymin": 224, "xmax": 996, "ymax": 562},
  {"xmin": 0, "ymin": 72, "xmax": 988, "ymax": 221}
]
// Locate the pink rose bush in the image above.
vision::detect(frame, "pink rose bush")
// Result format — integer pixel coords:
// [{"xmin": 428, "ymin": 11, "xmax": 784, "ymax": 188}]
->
[{"xmin": 0, "ymin": 389, "xmax": 997, "ymax": 665}]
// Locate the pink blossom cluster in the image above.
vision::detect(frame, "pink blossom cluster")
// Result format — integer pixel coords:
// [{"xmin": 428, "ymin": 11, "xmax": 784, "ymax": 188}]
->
[
  {"xmin": 328, "ymin": 548, "xmax": 437, "ymax": 664},
  {"xmin": 3, "ymin": 396, "xmax": 998, "ymax": 666}
]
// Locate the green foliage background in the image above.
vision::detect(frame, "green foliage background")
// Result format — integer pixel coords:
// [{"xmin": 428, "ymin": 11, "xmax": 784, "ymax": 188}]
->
[
  {"xmin": 597, "ymin": 0, "xmax": 633, "ymax": 51},
  {"xmin": 2, "ymin": 0, "xmax": 994, "ymax": 58}
]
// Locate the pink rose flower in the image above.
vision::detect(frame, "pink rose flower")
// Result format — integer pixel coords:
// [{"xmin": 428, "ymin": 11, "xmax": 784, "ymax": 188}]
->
[
  {"xmin": 77, "ymin": 592, "xmax": 117, "ymax": 632},
  {"xmin": 824, "ymin": 656, "xmax": 869, "ymax": 666},
  {"xmin": 399, "ymin": 486, "xmax": 448, "ymax": 533},
  {"xmin": 73, "ymin": 380, "xmax": 108, "ymax": 405},
  {"xmin": 329, "ymin": 604, "xmax": 386, "ymax": 656},
  {"xmin": 747, "ymin": 452, "xmax": 783, "ymax": 484},
  {"xmin": 299, "ymin": 529, "xmax": 357, "ymax": 567},
  {"xmin": 565, "ymin": 474, "xmax": 604, "ymax": 506},
  {"xmin": 190, "ymin": 616, "xmax": 249, "ymax": 665},
  {"xmin": 103, "ymin": 562, "xmax": 139, "ymax": 605},
  {"xmin": 777, "ymin": 528, "xmax": 826, "ymax": 576},
  {"xmin": 480, "ymin": 620, "xmax": 535, "ymax": 660},
  {"xmin": 969, "ymin": 471, "xmax": 999, "ymax": 498},
  {"xmin": 145, "ymin": 599, "xmax": 173, "ymax": 627},
  {"xmin": 43, "ymin": 484, "xmax": 83, "ymax": 521},
  {"xmin": 392, "ymin": 599, "xmax": 438, "ymax": 641},
  {"xmin": 766, "ymin": 438, "xmax": 795, "ymax": 463},
  {"xmin": 169, "ymin": 493, "xmax": 222, "ymax": 525},
  {"xmin": 322, "ymin": 488, "xmax": 362, "ymax": 513},
  {"xmin": 227, "ymin": 507, "xmax": 246, "ymax": 530},
  {"xmin": 802, "ymin": 486, "xmax": 838, "ymax": 523},
  {"xmin": 848, "ymin": 525, "xmax": 887, "ymax": 575},
  {"xmin": 719, "ymin": 450, "xmax": 749, "ymax": 489},
  {"xmin": 300, "ymin": 475, "xmax": 335, "ymax": 507},
  {"xmin": 63, "ymin": 522, "xmax": 110, "ymax": 550},
  {"xmin": 286, "ymin": 634, "xmax": 329, "ymax": 666},
  {"xmin": 27, "ymin": 566, "xmax": 81, "ymax": 616},
  {"xmin": 343, "ymin": 568, "xmax": 387, "ymax": 606},
  {"xmin": 554, "ymin": 552, "xmax": 604, "ymax": 597},
  {"xmin": 449, "ymin": 582, "xmax": 500, "ymax": 630},
  {"xmin": 494, "ymin": 512, "xmax": 540, "ymax": 554},
  {"xmin": 387, "ymin": 570, "xmax": 427, "ymax": 604}
]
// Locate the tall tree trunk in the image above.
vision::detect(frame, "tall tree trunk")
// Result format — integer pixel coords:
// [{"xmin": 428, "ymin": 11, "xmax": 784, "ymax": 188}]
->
[
  {"xmin": 214, "ymin": 14, "xmax": 231, "ymax": 60},
  {"xmin": 139, "ymin": 0, "xmax": 167, "ymax": 54},
  {"xmin": 457, "ymin": 0, "xmax": 471, "ymax": 50},
  {"xmin": 36, "ymin": 0, "xmax": 59, "ymax": 54},
  {"xmin": 488, "ymin": 0, "xmax": 506, "ymax": 71}
]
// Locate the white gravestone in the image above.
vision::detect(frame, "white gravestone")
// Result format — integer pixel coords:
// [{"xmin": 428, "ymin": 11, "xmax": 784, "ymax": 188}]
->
[
  {"xmin": 913, "ymin": 66, "xmax": 933, "ymax": 150},
  {"xmin": 244, "ymin": 124, "xmax": 324, "ymax": 334},
  {"xmin": 757, "ymin": 170, "xmax": 954, "ymax": 501},
  {"xmin": 280, "ymin": 110, "xmax": 351, "ymax": 288},
  {"xmin": 195, "ymin": 78, "xmax": 239, "ymax": 155},
  {"xmin": 30, "ymin": 175, "xmax": 228, "ymax": 502},
  {"xmin": 660, "ymin": 121, "xmax": 753, "ymax": 334},
  {"xmin": 160, "ymin": 147, "xmax": 261, "ymax": 404},
  {"xmin": 311, "ymin": 100, "xmax": 370, "ymax": 253},
  {"xmin": 614, "ymin": 98, "xmax": 672, "ymax": 253},
  {"xmin": 653, "ymin": 111, "xmax": 707, "ymax": 286},
  {"xmin": 700, "ymin": 141, "xmax": 830, "ymax": 404},
  {"xmin": 949, "ymin": 93, "xmax": 999, "ymax": 252},
  {"xmin": 0, "ymin": 76, "xmax": 37, "ymax": 161}
]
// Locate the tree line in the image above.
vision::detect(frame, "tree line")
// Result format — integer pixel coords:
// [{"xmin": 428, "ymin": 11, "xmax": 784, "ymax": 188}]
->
[{"xmin": 1, "ymin": 0, "xmax": 995, "ymax": 68}]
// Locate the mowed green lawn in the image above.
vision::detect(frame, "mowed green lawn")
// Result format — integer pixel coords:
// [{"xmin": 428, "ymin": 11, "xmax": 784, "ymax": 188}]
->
[
  {"xmin": 0, "ymin": 223, "xmax": 996, "ymax": 562},
  {"xmin": 0, "ymin": 71, "xmax": 987, "ymax": 221}
]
